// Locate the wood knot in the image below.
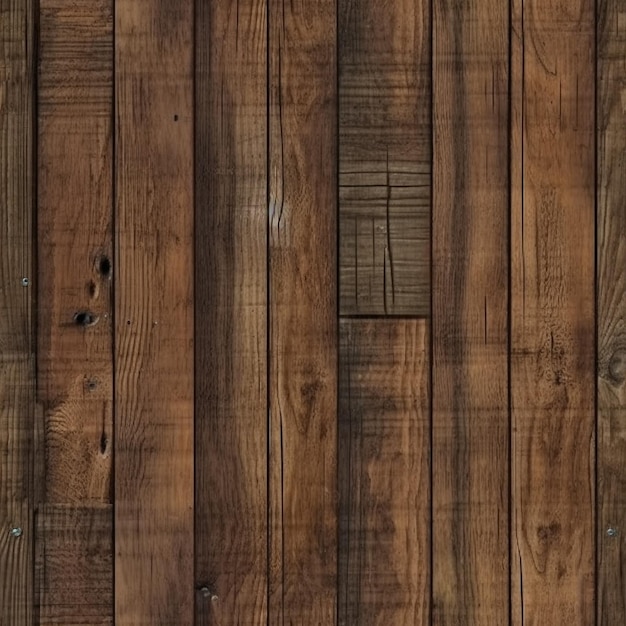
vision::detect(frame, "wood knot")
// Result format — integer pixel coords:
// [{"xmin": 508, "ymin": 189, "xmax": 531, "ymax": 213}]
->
[
  {"xmin": 537, "ymin": 522, "xmax": 561, "ymax": 544},
  {"xmin": 73, "ymin": 310, "xmax": 98, "ymax": 327},
  {"xmin": 98, "ymin": 255, "xmax": 112, "ymax": 277},
  {"xmin": 609, "ymin": 349, "xmax": 626, "ymax": 384}
]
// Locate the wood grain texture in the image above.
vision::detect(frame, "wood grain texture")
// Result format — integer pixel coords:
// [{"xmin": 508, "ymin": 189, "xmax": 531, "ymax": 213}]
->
[
  {"xmin": 597, "ymin": 0, "xmax": 626, "ymax": 622},
  {"xmin": 268, "ymin": 0, "xmax": 337, "ymax": 621},
  {"xmin": 511, "ymin": 0, "xmax": 595, "ymax": 623},
  {"xmin": 37, "ymin": 1, "xmax": 113, "ymax": 623},
  {"xmin": 115, "ymin": 0, "xmax": 194, "ymax": 623},
  {"xmin": 432, "ymin": 1, "xmax": 510, "ymax": 623},
  {"xmin": 35, "ymin": 505, "xmax": 112, "ymax": 625},
  {"xmin": 338, "ymin": 320, "xmax": 429, "ymax": 626},
  {"xmin": 194, "ymin": 0, "xmax": 267, "ymax": 623},
  {"xmin": 0, "ymin": 0, "xmax": 34, "ymax": 623},
  {"xmin": 338, "ymin": 0, "xmax": 430, "ymax": 316}
]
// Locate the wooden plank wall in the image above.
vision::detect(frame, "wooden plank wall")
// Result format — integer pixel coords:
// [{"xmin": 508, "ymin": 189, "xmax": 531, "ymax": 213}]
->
[{"xmin": 4, "ymin": 1, "xmax": 626, "ymax": 625}]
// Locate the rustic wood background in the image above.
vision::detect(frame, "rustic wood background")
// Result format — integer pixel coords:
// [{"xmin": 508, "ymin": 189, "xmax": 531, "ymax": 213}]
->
[{"xmin": 0, "ymin": 0, "xmax": 620, "ymax": 624}]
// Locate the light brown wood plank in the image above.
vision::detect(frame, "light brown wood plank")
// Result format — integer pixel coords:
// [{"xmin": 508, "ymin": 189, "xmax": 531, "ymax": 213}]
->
[
  {"xmin": 338, "ymin": 320, "xmax": 429, "ymax": 625},
  {"xmin": 37, "ymin": 1, "xmax": 113, "ymax": 622},
  {"xmin": 35, "ymin": 505, "xmax": 112, "ymax": 625},
  {"xmin": 511, "ymin": 0, "xmax": 595, "ymax": 623},
  {"xmin": 432, "ymin": 1, "xmax": 510, "ymax": 623},
  {"xmin": 114, "ymin": 0, "xmax": 194, "ymax": 623},
  {"xmin": 194, "ymin": 0, "xmax": 267, "ymax": 623},
  {"xmin": 597, "ymin": 0, "xmax": 626, "ymax": 622},
  {"xmin": 338, "ymin": 0, "xmax": 430, "ymax": 316},
  {"xmin": 0, "ymin": 0, "xmax": 35, "ymax": 623},
  {"xmin": 268, "ymin": 0, "xmax": 337, "ymax": 621}
]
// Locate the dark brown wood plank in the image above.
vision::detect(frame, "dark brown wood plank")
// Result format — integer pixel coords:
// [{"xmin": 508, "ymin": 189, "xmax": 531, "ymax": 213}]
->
[
  {"xmin": 194, "ymin": 0, "xmax": 267, "ymax": 623},
  {"xmin": 268, "ymin": 0, "xmax": 337, "ymax": 621},
  {"xmin": 597, "ymin": 0, "xmax": 626, "ymax": 622},
  {"xmin": 511, "ymin": 0, "xmax": 595, "ymax": 623},
  {"xmin": 338, "ymin": 0, "xmax": 430, "ymax": 316},
  {"xmin": 37, "ymin": 1, "xmax": 113, "ymax": 622},
  {"xmin": 35, "ymin": 505, "xmax": 112, "ymax": 625},
  {"xmin": 432, "ymin": 2, "xmax": 510, "ymax": 623},
  {"xmin": 0, "ymin": 0, "xmax": 35, "ymax": 623},
  {"xmin": 338, "ymin": 320, "xmax": 429, "ymax": 625},
  {"xmin": 114, "ymin": 0, "xmax": 194, "ymax": 623}
]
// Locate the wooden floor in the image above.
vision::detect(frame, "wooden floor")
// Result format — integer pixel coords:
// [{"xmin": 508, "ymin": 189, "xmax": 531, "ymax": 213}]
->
[{"xmin": 0, "ymin": 0, "xmax": 622, "ymax": 624}]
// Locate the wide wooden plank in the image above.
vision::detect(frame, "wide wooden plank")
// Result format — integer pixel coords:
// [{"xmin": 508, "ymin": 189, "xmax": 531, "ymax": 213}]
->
[
  {"xmin": 338, "ymin": 320, "xmax": 429, "ymax": 625},
  {"xmin": 37, "ymin": 1, "xmax": 113, "ymax": 622},
  {"xmin": 432, "ymin": 1, "xmax": 510, "ymax": 623},
  {"xmin": 510, "ymin": 0, "xmax": 595, "ymax": 623},
  {"xmin": 35, "ymin": 505, "xmax": 112, "ymax": 625},
  {"xmin": 114, "ymin": 0, "xmax": 194, "ymax": 623},
  {"xmin": 194, "ymin": 0, "xmax": 267, "ymax": 623},
  {"xmin": 597, "ymin": 0, "xmax": 626, "ymax": 622},
  {"xmin": 0, "ymin": 0, "xmax": 34, "ymax": 623},
  {"xmin": 268, "ymin": 0, "xmax": 337, "ymax": 621},
  {"xmin": 338, "ymin": 0, "xmax": 430, "ymax": 316}
]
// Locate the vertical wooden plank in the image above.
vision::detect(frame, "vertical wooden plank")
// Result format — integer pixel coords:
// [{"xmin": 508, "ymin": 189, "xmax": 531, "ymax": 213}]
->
[
  {"xmin": 194, "ymin": 0, "xmax": 267, "ymax": 623},
  {"xmin": 432, "ymin": 1, "xmax": 510, "ymax": 623},
  {"xmin": 37, "ymin": 0, "xmax": 113, "ymax": 622},
  {"xmin": 338, "ymin": 0, "xmax": 430, "ymax": 316},
  {"xmin": 35, "ymin": 505, "xmax": 113, "ymax": 625},
  {"xmin": 0, "ymin": 0, "xmax": 34, "ymax": 623},
  {"xmin": 598, "ymin": 0, "xmax": 626, "ymax": 622},
  {"xmin": 268, "ymin": 0, "xmax": 337, "ymax": 622},
  {"xmin": 511, "ymin": 0, "xmax": 595, "ymax": 623},
  {"xmin": 115, "ymin": 0, "xmax": 194, "ymax": 623},
  {"xmin": 338, "ymin": 320, "xmax": 429, "ymax": 625}
]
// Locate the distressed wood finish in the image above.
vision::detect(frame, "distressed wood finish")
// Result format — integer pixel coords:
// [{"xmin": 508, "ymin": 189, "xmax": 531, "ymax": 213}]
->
[
  {"xmin": 35, "ymin": 505, "xmax": 112, "ymax": 625},
  {"xmin": 511, "ymin": 0, "xmax": 595, "ymax": 623},
  {"xmin": 194, "ymin": 0, "xmax": 267, "ymax": 623},
  {"xmin": 0, "ymin": 0, "xmax": 34, "ymax": 623},
  {"xmin": 268, "ymin": 0, "xmax": 338, "ymax": 621},
  {"xmin": 597, "ymin": 0, "xmax": 626, "ymax": 621},
  {"xmin": 338, "ymin": 0, "xmax": 430, "ymax": 316},
  {"xmin": 432, "ymin": 1, "xmax": 510, "ymax": 623},
  {"xmin": 37, "ymin": 1, "xmax": 113, "ymax": 622},
  {"xmin": 115, "ymin": 0, "xmax": 194, "ymax": 623},
  {"xmin": 338, "ymin": 320, "xmax": 429, "ymax": 625}
]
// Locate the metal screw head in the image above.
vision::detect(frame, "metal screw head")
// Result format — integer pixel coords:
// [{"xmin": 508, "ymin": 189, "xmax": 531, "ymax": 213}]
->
[
  {"xmin": 10, "ymin": 527, "xmax": 22, "ymax": 538},
  {"xmin": 21, "ymin": 277, "xmax": 29, "ymax": 287},
  {"xmin": 607, "ymin": 527, "xmax": 618, "ymax": 537}
]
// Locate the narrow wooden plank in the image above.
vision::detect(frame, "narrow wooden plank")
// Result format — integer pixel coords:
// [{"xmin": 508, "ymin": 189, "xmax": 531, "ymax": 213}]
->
[
  {"xmin": 338, "ymin": 320, "xmax": 429, "ymax": 625},
  {"xmin": 35, "ymin": 505, "xmax": 112, "ymax": 625},
  {"xmin": 268, "ymin": 0, "xmax": 337, "ymax": 621},
  {"xmin": 432, "ymin": 1, "xmax": 510, "ymax": 623},
  {"xmin": 194, "ymin": 0, "xmax": 267, "ymax": 623},
  {"xmin": 338, "ymin": 0, "xmax": 430, "ymax": 316},
  {"xmin": 37, "ymin": 1, "xmax": 113, "ymax": 623},
  {"xmin": 0, "ymin": 0, "xmax": 34, "ymax": 623},
  {"xmin": 511, "ymin": 0, "xmax": 595, "ymax": 623},
  {"xmin": 598, "ymin": 0, "xmax": 626, "ymax": 622},
  {"xmin": 115, "ymin": 0, "xmax": 194, "ymax": 623}
]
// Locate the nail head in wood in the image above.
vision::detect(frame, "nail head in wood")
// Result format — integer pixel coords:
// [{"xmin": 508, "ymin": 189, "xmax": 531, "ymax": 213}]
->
[
  {"xmin": 10, "ymin": 527, "xmax": 22, "ymax": 538},
  {"xmin": 21, "ymin": 277, "xmax": 29, "ymax": 287},
  {"xmin": 607, "ymin": 527, "xmax": 618, "ymax": 537}
]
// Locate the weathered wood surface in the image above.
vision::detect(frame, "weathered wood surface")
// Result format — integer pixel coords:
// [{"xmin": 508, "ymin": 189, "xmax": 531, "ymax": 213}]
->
[
  {"xmin": 338, "ymin": 320, "xmax": 429, "ymax": 625},
  {"xmin": 511, "ymin": 0, "xmax": 595, "ymax": 622},
  {"xmin": 268, "ymin": 0, "xmax": 338, "ymax": 621},
  {"xmin": 0, "ymin": 0, "xmax": 35, "ymax": 623},
  {"xmin": 338, "ymin": 0, "xmax": 430, "ymax": 316},
  {"xmin": 115, "ymin": 0, "xmax": 194, "ymax": 623},
  {"xmin": 432, "ymin": 1, "xmax": 510, "ymax": 623},
  {"xmin": 195, "ymin": 0, "xmax": 267, "ymax": 623}
]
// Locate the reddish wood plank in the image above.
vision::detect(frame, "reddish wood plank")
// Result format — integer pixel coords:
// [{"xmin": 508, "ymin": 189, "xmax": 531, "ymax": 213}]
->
[
  {"xmin": 432, "ymin": 1, "xmax": 510, "ymax": 623},
  {"xmin": 338, "ymin": 320, "xmax": 429, "ymax": 625},
  {"xmin": 338, "ymin": 0, "xmax": 430, "ymax": 315},
  {"xmin": 194, "ymin": 0, "xmax": 267, "ymax": 623},
  {"xmin": 511, "ymin": 0, "xmax": 595, "ymax": 623},
  {"xmin": 115, "ymin": 0, "xmax": 194, "ymax": 623},
  {"xmin": 597, "ymin": 0, "xmax": 626, "ymax": 622},
  {"xmin": 268, "ymin": 0, "xmax": 338, "ymax": 621},
  {"xmin": 0, "ymin": 0, "xmax": 35, "ymax": 623}
]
